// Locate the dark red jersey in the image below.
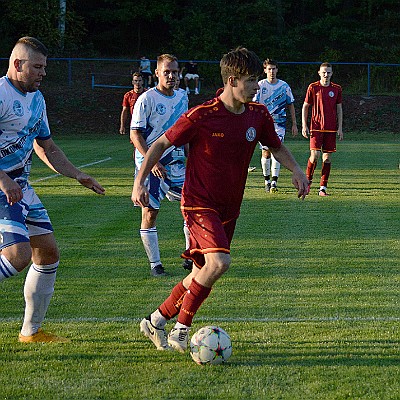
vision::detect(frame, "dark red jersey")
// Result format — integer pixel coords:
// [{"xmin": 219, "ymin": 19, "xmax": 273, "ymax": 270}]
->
[
  {"xmin": 165, "ymin": 97, "xmax": 281, "ymax": 221},
  {"xmin": 122, "ymin": 89, "xmax": 146, "ymax": 114},
  {"xmin": 305, "ymin": 81, "xmax": 342, "ymax": 133}
]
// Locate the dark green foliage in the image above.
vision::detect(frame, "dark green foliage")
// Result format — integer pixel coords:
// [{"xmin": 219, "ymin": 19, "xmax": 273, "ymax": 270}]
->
[{"xmin": 0, "ymin": 0, "xmax": 399, "ymax": 61}]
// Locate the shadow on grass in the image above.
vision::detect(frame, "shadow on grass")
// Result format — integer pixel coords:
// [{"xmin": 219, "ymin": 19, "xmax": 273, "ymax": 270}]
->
[{"xmin": 230, "ymin": 339, "xmax": 400, "ymax": 367}]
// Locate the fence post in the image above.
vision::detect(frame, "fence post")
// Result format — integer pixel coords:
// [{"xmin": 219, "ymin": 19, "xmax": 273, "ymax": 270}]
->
[{"xmin": 367, "ymin": 63, "xmax": 371, "ymax": 97}]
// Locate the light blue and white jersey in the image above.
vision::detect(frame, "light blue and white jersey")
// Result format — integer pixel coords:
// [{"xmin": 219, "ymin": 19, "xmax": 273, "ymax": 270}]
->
[
  {"xmin": 131, "ymin": 86, "xmax": 188, "ymax": 167},
  {"xmin": 254, "ymin": 79, "xmax": 295, "ymax": 129},
  {"xmin": 0, "ymin": 76, "xmax": 51, "ymax": 184}
]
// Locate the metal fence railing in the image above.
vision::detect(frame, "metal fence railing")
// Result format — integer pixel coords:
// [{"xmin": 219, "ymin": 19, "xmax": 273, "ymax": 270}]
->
[{"xmin": 1, "ymin": 58, "xmax": 399, "ymax": 97}]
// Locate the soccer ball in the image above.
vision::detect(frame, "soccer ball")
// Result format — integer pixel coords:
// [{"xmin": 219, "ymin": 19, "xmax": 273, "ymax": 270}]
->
[{"xmin": 190, "ymin": 325, "xmax": 232, "ymax": 365}]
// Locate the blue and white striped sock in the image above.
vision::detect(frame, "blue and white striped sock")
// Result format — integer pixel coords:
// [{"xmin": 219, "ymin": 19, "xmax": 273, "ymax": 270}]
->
[{"xmin": 0, "ymin": 254, "xmax": 19, "ymax": 282}]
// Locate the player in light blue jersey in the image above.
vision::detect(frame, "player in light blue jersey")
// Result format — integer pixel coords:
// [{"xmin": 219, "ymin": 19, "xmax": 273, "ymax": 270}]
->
[
  {"xmin": 254, "ymin": 59, "xmax": 298, "ymax": 193},
  {"xmin": 130, "ymin": 54, "xmax": 190, "ymax": 276},
  {"xmin": 0, "ymin": 37, "xmax": 105, "ymax": 343}
]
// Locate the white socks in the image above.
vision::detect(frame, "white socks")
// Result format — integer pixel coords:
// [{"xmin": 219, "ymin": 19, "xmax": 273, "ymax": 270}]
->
[
  {"xmin": 271, "ymin": 157, "xmax": 281, "ymax": 178},
  {"xmin": 140, "ymin": 224, "xmax": 189, "ymax": 270},
  {"xmin": 0, "ymin": 254, "xmax": 19, "ymax": 282},
  {"xmin": 174, "ymin": 321, "xmax": 189, "ymax": 330},
  {"xmin": 140, "ymin": 227, "xmax": 161, "ymax": 269},
  {"xmin": 261, "ymin": 156, "xmax": 271, "ymax": 178},
  {"xmin": 21, "ymin": 262, "xmax": 59, "ymax": 336},
  {"xmin": 151, "ymin": 309, "xmax": 167, "ymax": 329},
  {"xmin": 1, "ymin": 256, "xmax": 59, "ymax": 336}
]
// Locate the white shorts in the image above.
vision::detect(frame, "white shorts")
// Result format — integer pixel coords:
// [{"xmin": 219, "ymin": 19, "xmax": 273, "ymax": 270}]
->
[
  {"xmin": 0, "ymin": 184, "xmax": 53, "ymax": 250},
  {"xmin": 135, "ymin": 162, "xmax": 186, "ymax": 209},
  {"xmin": 259, "ymin": 124, "xmax": 285, "ymax": 150},
  {"xmin": 185, "ymin": 73, "xmax": 199, "ymax": 80}
]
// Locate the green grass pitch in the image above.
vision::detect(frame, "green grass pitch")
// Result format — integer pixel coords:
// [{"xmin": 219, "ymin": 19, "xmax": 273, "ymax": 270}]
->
[{"xmin": 0, "ymin": 133, "xmax": 399, "ymax": 399}]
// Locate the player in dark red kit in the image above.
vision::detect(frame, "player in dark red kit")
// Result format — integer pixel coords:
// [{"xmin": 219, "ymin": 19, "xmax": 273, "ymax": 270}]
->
[
  {"xmin": 132, "ymin": 47, "xmax": 309, "ymax": 353},
  {"xmin": 119, "ymin": 72, "xmax": 146, "ymax": 135},
  {"xmin": 302, "ymin": 62, "xmax": 343, "ymax": 196}
]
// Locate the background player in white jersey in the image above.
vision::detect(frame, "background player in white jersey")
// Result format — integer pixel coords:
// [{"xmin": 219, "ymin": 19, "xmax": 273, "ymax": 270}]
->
[
  {"xmin": 0, "ymin": 37, "xmax": 105, "ymax": 343},
  {"xmin": 174, "ymin": 76, "xmax": 188, "ymax": 97},
  {"xmin": 130, "ymin": 54, "xmax": 190, "ymax": 277},
  {"xmin": 254, "ymin": 59, "xmax": 298, "ymax": 192}
]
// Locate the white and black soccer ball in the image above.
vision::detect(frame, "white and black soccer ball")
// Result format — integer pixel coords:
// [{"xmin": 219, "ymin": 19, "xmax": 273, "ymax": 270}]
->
[{"xmin": 190, "ymin": 325, "xmax": 232, "ymax": 365}]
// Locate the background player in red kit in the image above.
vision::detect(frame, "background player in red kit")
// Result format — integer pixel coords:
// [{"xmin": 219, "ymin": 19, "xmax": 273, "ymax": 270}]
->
[
  {"xmin": 119, "ymin": 72, "xmax": 146, "ymax": 135},
  {"xmin": 132, "ymin": 47, "xmax": 309, "ymax": 353},
  {"xmin": 302, "ymin": 62, "xmax": 343, "ymax": 196}
]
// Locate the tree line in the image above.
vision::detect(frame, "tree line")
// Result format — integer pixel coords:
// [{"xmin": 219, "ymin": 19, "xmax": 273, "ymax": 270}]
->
[{"xmin": 0, "ymin": 0, "xmax": 398, "ymax": 63}]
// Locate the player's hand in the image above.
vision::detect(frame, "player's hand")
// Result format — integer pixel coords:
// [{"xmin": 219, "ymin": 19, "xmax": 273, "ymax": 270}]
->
[
  {"xmin": 301, "ymin": 126, "xmax": 309, "ymax": 139},
  {"xmin": 151, "ymin": 162, "xmax": 166, "ymax": 179},
  {"xmin": 0, "ymin": 173, "xmax": 23, "ymax": 206},
  {"xmin": 119, "ymin": 127, "xmax": 127, "ymax": 135},
  {"xmin": 292, "ymin": 125, "xmax": 298, "ymax": 137},
  {"xmin": 291, "ymin": 167, "xmax": 309, "ymax": 200},
  {"xmin": 76, "ymin": 172, "xmax": 105, "ymax": 195},
  {"xmin": 338, "ymin": 129, "xmax": 344, "ymax": 141},
  {"xmin": 131, "ymin": 182, "xmax": 149, "ymax": 207}
]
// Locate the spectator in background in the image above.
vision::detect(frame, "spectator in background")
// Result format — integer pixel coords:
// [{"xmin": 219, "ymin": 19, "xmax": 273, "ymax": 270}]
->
[
  {"xmin": 119, "ymin": 72, "xmax": 146, "ymax": 135},
  {"xmin": 302, "ymin": 62, "xmax": 343, "ymax": 196},
  {"xmin": 181, "ymin": 60, "xmax": 200, "ymax": 95},
  {"xmin": 139, "ymin": 56, "xmax": 153, "ymax": 88}
]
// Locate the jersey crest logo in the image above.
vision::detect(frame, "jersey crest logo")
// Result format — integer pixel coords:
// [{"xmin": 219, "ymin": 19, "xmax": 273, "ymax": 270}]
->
[
  {"xmin": 156, "ymin": 103, "xmax": 166, "ymax": 115},
  {"xmin": 329, "ymin": 91, "xmax": 335, "ymax": 98},
  {"xmin": 13, "ymin": 100, "xmax": 24, "ymax": 117},
  {"xmin": 246, "ymin": 127, "xmax": 256, "ymax": 142}
]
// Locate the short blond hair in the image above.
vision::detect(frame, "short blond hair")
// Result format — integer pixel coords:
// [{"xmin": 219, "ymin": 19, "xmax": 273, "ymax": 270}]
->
[
  {"xmin": 157, "ymin": 54, "xmax": 178, "ymax": 67},
  {"xmin": 320, "ymin": 62, "xmax": 332, "ymax": 69}
]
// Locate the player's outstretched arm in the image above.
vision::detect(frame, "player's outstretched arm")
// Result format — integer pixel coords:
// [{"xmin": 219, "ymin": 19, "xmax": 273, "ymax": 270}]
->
[
  {"xmin": 75, "ymin": 172, "xmax": 105, "ymax": 195},
  {"xmin": 269, "ymin": 144, "xmax": 309, "ymax": 199},
  {"xmin": 34, "ymin": 138, "xmax": 105, "ymax": 195},
  {"xmin": 131, "ymin": 134, "xmax": 173, "ymax": 207}
]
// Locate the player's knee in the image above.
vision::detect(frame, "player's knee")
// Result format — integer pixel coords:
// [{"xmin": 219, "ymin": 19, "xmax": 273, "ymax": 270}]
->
[
  {"xmin": 310, "ymin": 150, "xmax": 320, "ymax": 162},
  {"xmin": 32, "ymin": 247, "xmax": 60, "ymax": 265},
  {"xmin": 262, "ymin": 149, "xmax": 270, "ymax": 158},
  {"xmin": 322, "ymin": 153, "xmax": 331, "ymax": 163},
  {"xmin": 30, "ymin": 233, "xmax": 60, "ymax": 265},
  {"xmin": 142, "ymin": 208, "xmax": 158, "ymax": 227},
  {"xmin": 213, "ymin": 255, "xmax": 231, "ymax": 275},
  {"xmin": 2, "ymin": 243, "xmax": 32, "ymax": 272}
]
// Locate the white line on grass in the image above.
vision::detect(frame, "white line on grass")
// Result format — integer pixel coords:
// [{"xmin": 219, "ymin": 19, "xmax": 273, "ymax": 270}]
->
[
  {"xmin": 30, "ymin": 157, "xmax": 112, "ymax": 183},
  {"xmin": 1, "ymin": 316, "xmax": 399, "ymax": 323}
]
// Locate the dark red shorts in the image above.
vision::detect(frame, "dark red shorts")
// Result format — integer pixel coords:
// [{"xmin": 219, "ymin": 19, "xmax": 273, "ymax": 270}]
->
[
  {"xmin": 310, "ymin": 131, "xmax": 336, "ymax": 153},
  {"xmin": 181, "ymin": 208, "xmax": 237, "ymax": 268}
]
